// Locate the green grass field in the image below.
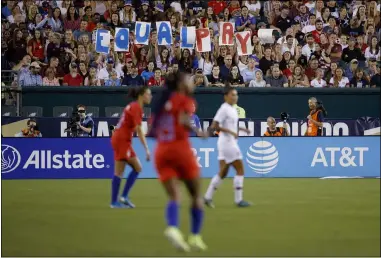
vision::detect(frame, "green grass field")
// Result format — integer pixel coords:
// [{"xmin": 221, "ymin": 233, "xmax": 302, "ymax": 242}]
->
[{"xmin": 1, "ymin": 178, "xmax": 380, "ymax": 256}]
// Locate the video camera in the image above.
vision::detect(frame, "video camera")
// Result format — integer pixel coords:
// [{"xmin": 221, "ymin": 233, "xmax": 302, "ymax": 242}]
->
[
  {"xmin": 64, "ymin": 110, "xmax": 81, "ymax": 137},
  {"xmin": 280, "ymin": 112, "xmax": 290, "ymax": 123}
]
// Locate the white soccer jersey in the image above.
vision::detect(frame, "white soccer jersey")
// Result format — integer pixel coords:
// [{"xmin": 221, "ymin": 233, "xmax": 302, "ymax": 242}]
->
[
  {"xmin": 213, "ymin": 103, "xmax": 242, "ymax": 163},
  {"xmin": 213, "ymin": 103, "xmax": 239, "ymax": 144}
]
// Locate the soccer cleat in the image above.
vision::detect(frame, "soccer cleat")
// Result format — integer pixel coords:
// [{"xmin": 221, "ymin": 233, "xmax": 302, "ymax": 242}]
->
[
  {"xmin": 110, "ymin": 202, "xmax": 130, "ymax": 208},
  {"xmin": 164, "ymin": 227, "xmax": 190, "ymax": 252},
  {"xmin": 188, "ymin": 234, "xmax": 208, "ymax": 251},
  {"xmin": 119, "ymin": 196, "xmax": 135, "ymax": 208},
  {"xmin": 204, "ymin": 198, "xmax": 215, "ymax": 208},
  {"xmin": 236, "ymin": 200, "xmax": 252, "ymax": 207}
]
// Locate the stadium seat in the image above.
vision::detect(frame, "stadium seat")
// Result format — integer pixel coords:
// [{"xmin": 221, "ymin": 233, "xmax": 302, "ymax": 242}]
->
[
  {"xmin": 1, "ymin": 105, "xmax": 17, "ymax": 116},
  {"xmin": 105, "ymin": 106, "xmax": 124, "ymax": 118},
  {"xmin": 143, "ymin": 107, "xmax": 151, "ymax": 118},
  {"xmin": 86, "ymin": 106, "xmax": 99, "ymax": 118},
  {"xmin": 21, "ymin": 106, "xmax": 43, "ymax": 117},
  {"xmin": 53, "ymin": 106, "xmax": 74, "ymax": 118}
]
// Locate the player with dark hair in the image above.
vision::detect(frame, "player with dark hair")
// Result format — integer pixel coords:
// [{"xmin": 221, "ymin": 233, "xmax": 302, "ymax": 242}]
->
[
  {"xmin": 110, "ymin": 86, "xmax": 152, "ymax": 208},
  {"xmin": 204, "ymin": 87, "xmax": 251, "ymax": 208},
  {"xmin": 151, "ymin": 73, "xmax": 208, "ymax": 252}
]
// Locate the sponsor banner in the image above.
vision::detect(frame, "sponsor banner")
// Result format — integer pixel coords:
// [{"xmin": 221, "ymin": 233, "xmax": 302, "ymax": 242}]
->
[
  {"xmin": 1, "ymin": 117, "xmax": 380, "ymax": 138},
  {"xmin": 1, "ymin": 137, "xmax": 380, "ymax": 179}
]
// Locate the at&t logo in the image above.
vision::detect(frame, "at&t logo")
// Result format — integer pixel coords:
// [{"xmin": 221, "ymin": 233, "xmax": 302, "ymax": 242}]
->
[
  {"xmin": 246, "ymin": 141, "xmax": 279, "ymax": 174},
  {"xmin": 1, "ymin": 144, "xmax": 21, "ymax": 173}
]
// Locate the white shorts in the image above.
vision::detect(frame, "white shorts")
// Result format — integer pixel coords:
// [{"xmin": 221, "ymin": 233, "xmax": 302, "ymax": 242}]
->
[{"xmin": 217, "ymin": 142, "xmax": 243, "ymax": 164}]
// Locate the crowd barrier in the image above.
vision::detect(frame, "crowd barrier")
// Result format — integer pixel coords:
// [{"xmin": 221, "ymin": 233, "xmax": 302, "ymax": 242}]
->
[{"xmin": 1, "ymin": 137, "xmax": 379, "ymax": 179}]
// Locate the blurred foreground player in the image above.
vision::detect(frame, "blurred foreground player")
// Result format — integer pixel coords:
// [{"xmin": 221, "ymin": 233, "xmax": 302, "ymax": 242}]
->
[
  {"xmin": 204, "ymin": 87, "xmax": 251, "ymax": 208},
  {"xmin": 110, "ymin": 86, "xmax": 152, "ymax": 208},
  {"xmin": 151, "ymin": 73, "xmax": 208, "ymax": 252}
]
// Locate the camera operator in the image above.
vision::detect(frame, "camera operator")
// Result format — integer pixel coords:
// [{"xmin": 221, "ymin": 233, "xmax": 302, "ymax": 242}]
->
[
  {"xmin": 15, "ymin": 119, "xmax": 42, "ymax": 137},
  {"xmin": 263, "ymin": 116, "xmax": 289, "ymax": 136},
  {"xmin": 305, "ymin": 97, "xmax": 327, "ymax": 136},
  {"xmin": 69, "ymin": 104, "xmax": 94, "ymax": 137}
]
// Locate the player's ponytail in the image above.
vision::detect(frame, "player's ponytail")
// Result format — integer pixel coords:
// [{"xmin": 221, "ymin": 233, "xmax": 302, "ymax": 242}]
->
[
  {"xmin": 128, "ymin": 86, "xmax": 148, "ymax": 100},
  {"xmin": 150, "ymin": 72, "xmax": 182, "ymax": 136}
]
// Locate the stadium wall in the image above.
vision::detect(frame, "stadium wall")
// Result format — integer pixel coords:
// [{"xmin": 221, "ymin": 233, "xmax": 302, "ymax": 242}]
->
[
  {"xmin": 21, "ymin": 87, "xmax": 380, "ymax": 119},
  {"xmin": 2, "ymin": 137, "xmax": 380, "ymax": 179}
]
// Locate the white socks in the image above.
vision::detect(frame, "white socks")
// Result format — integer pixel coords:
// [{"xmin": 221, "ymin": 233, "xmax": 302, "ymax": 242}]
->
[
  {"xmin": 204, "ymin": 175, "xmax": 222, "ymax": 200},
  {"xmin": 233, "ymin": 175, "xmax": 244, "ymax": 204}
]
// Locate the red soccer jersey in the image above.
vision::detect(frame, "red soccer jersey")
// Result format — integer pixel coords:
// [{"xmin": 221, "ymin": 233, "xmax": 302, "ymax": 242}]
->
[
  {"xmin": 155, "ymin": 93, "xmax": 194, "ymax": 144},
  {"xmin": 113, "ymin": 101, "xmax": 143, "ymax": 142},
  {"xmin": 147, "ymin": 76, "xmax": 165, "ymax": 87},
  {"xmin": 208, "ymin": 0, "xmax": 227, "ymax": 15},
  {"xmin": 63, "ymin": 73, "xmax": 83, "ymax": 86}
]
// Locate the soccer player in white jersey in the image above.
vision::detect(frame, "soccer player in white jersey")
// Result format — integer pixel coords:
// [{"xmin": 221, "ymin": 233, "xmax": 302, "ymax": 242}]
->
[{"xmin": 204, "ymin": 87, "xmax": 251, "ymax": 208}]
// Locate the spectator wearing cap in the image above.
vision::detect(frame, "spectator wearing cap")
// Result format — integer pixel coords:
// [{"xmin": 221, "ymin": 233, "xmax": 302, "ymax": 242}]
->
[
  {"xmin": 147, "ymin": 68, "xmax": 165, "ymax": 87},
  {"xmin": 235, "ymin": 6, "xmax": 256, "ymax": 32},
  {"xmin": 302, "ymin": 34, "xmax": 317, "ymax": 61},
  {"xmin": 19, "ymin": 61, "xmax": 43, "ymax": 87},
  {"xmin": 275, "ymin": 5, "xmax": 292, "ymax": 33},
  {"xmin": 63, "ymin": 62, "xmax": 83, "ymax": 86},
  {"xmin": 137, "ymin": 1, "xmax": 153, "ymax": 22},
  {"xmin": 122, "ymin": 66, "xmax": 144, "ymax": 87},
  {"xmin": 241, "ymin": 56, "xmax": 260, "ymax": 85},
  {"xmin": 342, "ymin": 37, "xmax": 363, "ymax": 64},
  {"xmin": 370, "ymin": 62, "xmax": 381, "ymax": 88},
  {"xmin": 42, "ymin": 67, "xmax": 60, "ymax": 86},
  {"xmin": 191, "ymin": 68, "xmax": 209, "ymax": 87},
  {"xmin": 97, "ymin": 57, "xmax": 121, "ymax": 85},
  {"xmin": 84, "ymin": 66, "xmax": 101, "ymax": 86},
  {"xmin": 120, "ymin": 0, "xmax": 136, "ymax": 24},
  {"xmin": 345, "ymin": 59, "xmax": 363, "ymax": 81},
  {"xmin": 349, "ymin": 68, "xmax": 369, "ymax": 88}
]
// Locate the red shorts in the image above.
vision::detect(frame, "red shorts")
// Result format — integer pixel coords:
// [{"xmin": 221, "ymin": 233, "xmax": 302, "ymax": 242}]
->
[
  {"xmin": 111, "ymin": 137, "xmax": 136, "ymax": 161},
  {"xmin": 154, "ymin": 142, "xmax": 200, "ymax": 182}
]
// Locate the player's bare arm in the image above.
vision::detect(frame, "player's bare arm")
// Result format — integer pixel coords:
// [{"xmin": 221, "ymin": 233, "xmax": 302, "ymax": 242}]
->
[{"xmin": 211, "ymin": 121, "xmax": 238, "ymax": 138}]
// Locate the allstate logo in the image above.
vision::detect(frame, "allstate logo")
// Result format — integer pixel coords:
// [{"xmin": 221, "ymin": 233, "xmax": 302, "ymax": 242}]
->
[
  {"xmin": 1, "ymin": 144, "xmax": 21, "ymax": 173},
  {"xmin": 246, "ymin": 141, "xmax": 279, "ymax": 174}
]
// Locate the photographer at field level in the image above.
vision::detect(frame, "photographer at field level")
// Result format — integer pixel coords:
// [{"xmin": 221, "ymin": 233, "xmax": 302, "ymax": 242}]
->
[
  {"xmin": 75, "ymin": 105, "xmax": 94, "ymax": 137},
  {"xmin": 15, "ymin": 119, "xmax": 42, "ymax": 137},
  {"xmin": 263, "ymin": 115, "xmax": 289, "ymax": 136},
  {"xmin": 305, "ymin": 97, "xmax": 327, "ymax": 136}
]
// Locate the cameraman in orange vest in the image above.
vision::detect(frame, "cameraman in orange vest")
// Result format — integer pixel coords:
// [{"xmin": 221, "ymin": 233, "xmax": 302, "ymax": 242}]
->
[
  {"xmin": 263, "ymin": 116, "xmax": 289, "ymax": 136},
  {"xmin": 305, "ymin": 97, "xmax": 326, "ymax": 136}
]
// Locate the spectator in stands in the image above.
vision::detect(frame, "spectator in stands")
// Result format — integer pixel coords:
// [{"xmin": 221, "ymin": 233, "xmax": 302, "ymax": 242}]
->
[
  {"xmin": 259, "ymin": 47, "xmax": 273, "ymax": 75},
  {"xmin": 220, "ymin": 54, "xmax": 234, "ymax": 80},
  {"xmin": 84, "ymin": 67, "xmax": 101, "ymax": 86},
  {"xmin": 310, "ymin": 69, "xmax": 327, "ymax": 88},
  {"xmin": 370, "ymin": 63, "xmax": 381, "ymax": 88},
  {"xmin": 97, "ymin": 57, "xmax": 120, "ymax": 85},
  {"xmin": 191, "ymin": 68, "xmax": 209, "ymax": 88},
  {"xmin": 42, "ymin": 67, "xmax": 59, "ymax": 86},
  {"xmin": 349, "ymin": 69, "xmax": 370, "ymax": 88},
  {"xmin": 249, "ymin": 70, "xmax": 266, "ymax": 87},
  {"xmin": 63, "ymin": 62, "xmax": 83, "ymax": 86},
  {"xmin": 8, "ymin": 28, "xmax": 27, "ymax": 65},
  {"xmin": 329, "ymin": 67, "xmax": 349, "ymax": 88},
  {"xmin": 302, "ymin": 33, "xmax": 317, "ymax": 61},
  {"xmin": 122, "ymin": 66, "xmax": 144, "ymax": 87},
  {"xmin": 289, "ymin": 65, "xmax": 310, "ymax": 88},
  {"xmin": 27, "ymin": 29, "xmax": 45, "ymax": 62},
  {"xmin": 305, "ymin": 58, "xmax": 320, "ymax": 81},
  {"xmin": 141, "ymin": 61, "xmax": 155, "ymax": 84},
  {"xmin": 226, "ymin": 65, "xmax": 245, "ymax": 87},
  {"xmin": 207, "ymin": 65, "xmax": 225, "ymax": 87},
  {"xmin": 73, "ymin": 20, "xmax": 90, "ymax": 41},
  {"xmin": 147, "ymin": 68, "xmax": 165, "ymax": 87},
  {"xmin": 265, "ymin": 66, "xmax": 289, "ymax": 88},
  {"xmin": 364, "ymin": 36, "xmax": 381, "ymax": 62},
  {"xmin": 19, "ymin": 61, "xmax": 43, "ymax": 87}
]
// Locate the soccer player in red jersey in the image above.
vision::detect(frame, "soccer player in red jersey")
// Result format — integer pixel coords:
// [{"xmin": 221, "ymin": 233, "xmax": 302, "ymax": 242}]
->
[
  {"xmin": 110, "ymin": 86, "xmax": 152, "ymax": 208},
  {"xmin": 151, "ymin": 73, "xmax": 207, "ymax": 252}
]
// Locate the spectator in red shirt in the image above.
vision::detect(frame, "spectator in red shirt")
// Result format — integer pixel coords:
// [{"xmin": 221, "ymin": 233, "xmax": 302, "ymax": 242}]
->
[
  {"xmin": 63, "ymin": 62, "xmax": 83, "ymax": 86},
  {"xmin": 147, "ymin": 68, "xmax": 165, "ymax": 87},
  {"xmin": 27, "ymin": 29, "xmax": 45, "ymax": 62},
  {"xmin": 311, "ymin": 19, "xmax": 324, "ymax": 44},
  {"xmin": 208, "ymin": 0, "xmax": 227, "ymax": 15}
]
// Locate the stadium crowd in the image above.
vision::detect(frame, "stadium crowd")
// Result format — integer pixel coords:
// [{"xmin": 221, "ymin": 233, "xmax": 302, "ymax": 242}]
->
[{"xmin": 1, "ymin": 0, "xmax": 380, "ymax": 88}]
